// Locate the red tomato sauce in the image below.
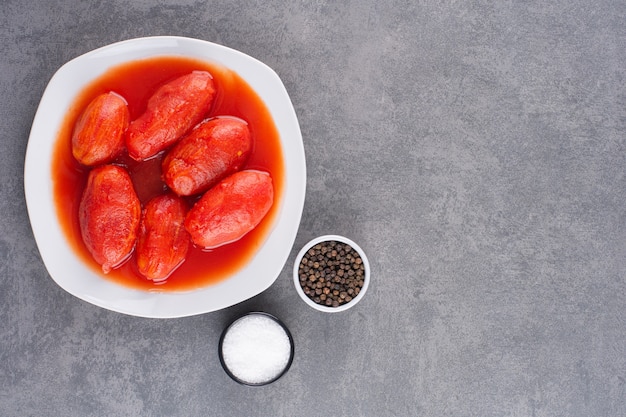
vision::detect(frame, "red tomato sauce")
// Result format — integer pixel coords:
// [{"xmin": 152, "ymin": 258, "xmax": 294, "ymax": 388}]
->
[{"xmin": 52, "ymin": 56, "xmax": 285, "ymax": 291}]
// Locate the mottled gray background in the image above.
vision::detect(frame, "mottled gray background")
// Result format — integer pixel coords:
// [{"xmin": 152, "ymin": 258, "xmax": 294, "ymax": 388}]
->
[{"xmin": 1, "ymin": 0, "xmax": 625, "ymax": 416}]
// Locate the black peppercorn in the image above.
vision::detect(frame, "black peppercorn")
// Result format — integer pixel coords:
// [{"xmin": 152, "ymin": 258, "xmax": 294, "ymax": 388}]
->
[{"xmin": 297, "ymin": 240, "xmax": 366, "ymax": 308}]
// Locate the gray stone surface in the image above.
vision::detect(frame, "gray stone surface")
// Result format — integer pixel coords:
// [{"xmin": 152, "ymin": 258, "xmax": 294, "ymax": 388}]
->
[{"xmin": 1, "ymin": 0, "xmax": 625, "ymax": 416}]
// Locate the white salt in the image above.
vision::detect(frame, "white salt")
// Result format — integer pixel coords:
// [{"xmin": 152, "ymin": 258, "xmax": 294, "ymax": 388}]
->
[{"xmin": 221, "ymin": 314, "xmax": 292, "ymax": 385}]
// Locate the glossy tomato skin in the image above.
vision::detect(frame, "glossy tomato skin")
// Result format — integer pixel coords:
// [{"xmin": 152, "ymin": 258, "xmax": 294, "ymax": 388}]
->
[
  {"xmin": 126, "ymin": 71, "xmax": 216, "ymax": 161},
  {"xmin": 72, "ymin": 92, "xmax": 129, "ymax": 166},
  {"xmin": 185, "ymin": 170, "xmax": 273, "ymax": 249},
  {"xmin": 162, "ymin": 117, "xmax": 252, "ymax": 196},
  {"xmin": 79, "ymin": 165, "xmax": 141, "ymax": 274},
  {"xmin": 136, "ymin": 194, "xmax": 190, "ymax": 281}
]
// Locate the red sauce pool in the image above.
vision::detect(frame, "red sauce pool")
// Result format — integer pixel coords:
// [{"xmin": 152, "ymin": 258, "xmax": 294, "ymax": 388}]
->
[{"xmin": 52, "ymin": 56, "xmax": 285, "ymax": 291}]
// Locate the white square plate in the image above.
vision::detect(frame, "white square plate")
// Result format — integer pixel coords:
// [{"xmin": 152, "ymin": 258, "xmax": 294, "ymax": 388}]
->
[{"xmin": 24, "ymin": 36, "xmax": 306, "ymax": 318}]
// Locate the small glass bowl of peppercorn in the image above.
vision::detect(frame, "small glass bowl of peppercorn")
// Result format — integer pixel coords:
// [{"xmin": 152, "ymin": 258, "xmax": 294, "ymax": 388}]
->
[{"xmin": 293, "ymin": 235, "xmax": 370, "ymax": 312}]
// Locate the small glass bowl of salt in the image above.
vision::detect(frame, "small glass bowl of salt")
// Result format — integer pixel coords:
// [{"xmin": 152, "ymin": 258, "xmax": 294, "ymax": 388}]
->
[{"xmin": 218, "ymin": 312, "xmax": 294, "ymax": 386}]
